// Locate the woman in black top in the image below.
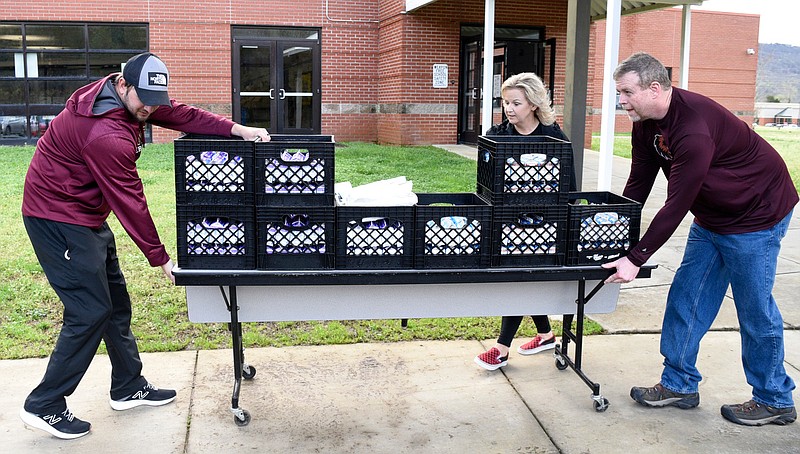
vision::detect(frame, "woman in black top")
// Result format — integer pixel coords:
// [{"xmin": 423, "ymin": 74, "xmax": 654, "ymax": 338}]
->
[{"xmin": 475, "ymin": 72, "xmax": 568, "ymax": 371}]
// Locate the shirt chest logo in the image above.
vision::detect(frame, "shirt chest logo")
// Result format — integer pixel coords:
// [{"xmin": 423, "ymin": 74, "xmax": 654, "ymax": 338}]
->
[{"xmin": 653, "ymin": 134, "xmax": 673, "ymax": 161}]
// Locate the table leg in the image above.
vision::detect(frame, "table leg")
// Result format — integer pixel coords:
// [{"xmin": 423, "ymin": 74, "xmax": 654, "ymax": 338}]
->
[
  {"xmin": 553, "ymin": 279, "xmax": 609, "ymax": 412},
  {"xmin": 226, "ymin": 286, "xmax": 251, "ymax": 426}
]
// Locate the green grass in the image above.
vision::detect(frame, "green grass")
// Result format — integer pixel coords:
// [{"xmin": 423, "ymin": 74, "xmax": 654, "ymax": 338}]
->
[
  {"xmin": 4, "ymin": 128, "xmax": 798, "ymax": 360},
  {"xmin": 591, "ymin": 127, "xmax": 800, "ymax": 192},
  {"xmin": 0, "ymin": 141, "xmax": 599, "ymax": 360}
]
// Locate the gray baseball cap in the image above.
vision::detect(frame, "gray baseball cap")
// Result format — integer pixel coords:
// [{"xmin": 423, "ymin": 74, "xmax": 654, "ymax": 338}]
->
[{"xmin": 122, "ymin": 52, "xmax": 171, "ymax": 106}]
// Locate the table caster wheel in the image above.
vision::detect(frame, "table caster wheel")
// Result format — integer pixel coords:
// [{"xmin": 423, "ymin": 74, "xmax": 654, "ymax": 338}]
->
[
  {"xmin": 242, "ymin": 364, "xmax": 256, "ymax": 380},
  {"xmin": 233, "ymin": 409, "xmax": 251, "ymax": 426},
  {"xmin": 593, "ymin": 397, "xmax": 610, "ymax": 412},
  {"xmin": 555, "ymin": 355, "xmax": 568, "ymax": 370}
]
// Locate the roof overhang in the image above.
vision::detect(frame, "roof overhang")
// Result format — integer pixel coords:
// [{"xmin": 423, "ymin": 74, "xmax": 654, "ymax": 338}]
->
[
  {"xmin": 590, "ymin": 0, "xmax": 704, "ymax": 21},
  {"xmin": 405, "ymin": 0, "xmax": 438, "ymax": 13},
  {"xmin": 405, "ymin": 0, "xmax": 705, "ymax": 21}
]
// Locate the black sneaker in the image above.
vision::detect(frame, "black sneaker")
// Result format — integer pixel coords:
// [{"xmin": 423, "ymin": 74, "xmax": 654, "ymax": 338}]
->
[
  {"xmin": 630, "ymin": 383, "xmax": 699, "ymax": 409},
  {"xmin": 721, "ymin": 400, "xmax": 797, "ymax": 426},
  {"xmin": 110, "ymin": 383, "xmax": 176, "ymax": 411},
  {"xmin": 20, "ymin": 407, "xmax": 91, "ymax": 439}
]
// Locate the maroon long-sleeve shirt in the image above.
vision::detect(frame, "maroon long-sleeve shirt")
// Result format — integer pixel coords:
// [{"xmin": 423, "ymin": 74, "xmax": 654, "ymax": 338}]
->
[
  {"xmin": 623, "ymin": 87, "xmax": 798, "ymax": 267},
  {"xmin": 22, "ymin": 74, "xmax": 236, "ymax": 267}
]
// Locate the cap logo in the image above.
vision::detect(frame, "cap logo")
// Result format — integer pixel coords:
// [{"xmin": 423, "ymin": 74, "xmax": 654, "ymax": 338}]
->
[{"xmin": 148, "ymin": 72, "xmax": 168, "ymax": 87}]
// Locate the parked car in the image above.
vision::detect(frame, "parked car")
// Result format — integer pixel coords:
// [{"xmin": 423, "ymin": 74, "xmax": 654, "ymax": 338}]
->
[
  {"xmin": 784, "ymin": 123, "xmax": 798, "ymax": 128},
  {"xmin": 31, "ymin": 115, "xmax": 56, "ymax": 137},
  {"xmin": 1, "ymin": 116, "xmax": 30, "ymax": 136}
]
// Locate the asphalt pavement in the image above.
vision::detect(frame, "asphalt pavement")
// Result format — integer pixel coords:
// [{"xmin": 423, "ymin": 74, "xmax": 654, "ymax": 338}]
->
[{"xmin": 2, "ymin": 148, "xmax": 798, "ymax": 453}]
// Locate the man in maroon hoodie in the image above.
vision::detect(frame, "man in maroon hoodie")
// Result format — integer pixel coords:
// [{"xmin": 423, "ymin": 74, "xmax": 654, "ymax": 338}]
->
[
  {"xmin": 19, "ymin": 52, "xmax": 270, "ymax": 439},
  {"xmin": 604, "ymin": 52, "xmax": 797, "ymax": 427}
]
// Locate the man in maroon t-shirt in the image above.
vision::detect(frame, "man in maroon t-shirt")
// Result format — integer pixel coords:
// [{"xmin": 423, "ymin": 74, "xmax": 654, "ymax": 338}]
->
[{"xmin": 603, "ymin": 52, "xmax": 797, "ymax": 426}]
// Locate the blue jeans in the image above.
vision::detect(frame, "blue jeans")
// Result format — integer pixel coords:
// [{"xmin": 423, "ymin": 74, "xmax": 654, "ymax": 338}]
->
[{"xmin": 659, "ymin": 211, "xmax": 795, "ymax": 408}]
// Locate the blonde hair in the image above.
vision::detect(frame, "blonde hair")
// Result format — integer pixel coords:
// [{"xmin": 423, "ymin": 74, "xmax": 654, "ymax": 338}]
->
[{"xmin": 501, "ymin": 72, "xmax": 556, "ymax": 125}]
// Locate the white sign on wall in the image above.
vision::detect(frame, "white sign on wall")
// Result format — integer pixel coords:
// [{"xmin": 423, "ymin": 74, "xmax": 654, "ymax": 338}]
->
[{"xmin": 433, "ymin": 64, "xmax": 448, "ymax": 88}]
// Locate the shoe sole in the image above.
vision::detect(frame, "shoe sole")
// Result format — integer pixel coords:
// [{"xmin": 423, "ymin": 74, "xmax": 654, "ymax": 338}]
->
[
  {"xmin": 474, "ymin": 356, "xmax": 507, "ymax": 371},
  {"xmin": 517, "ymin": 342, "xmax": 556, "ymax": 356},
  {"xmin": 109, "ymin": 395, "xmax": 176, "ymax": 411},
  {"xmin": 721, "ymin": 407, "xmax": 797, "ymax": 426},
  {"xmin": 631, "ymin": 390, "xmax": 699, "ymax": 409},
  {"xmin": 20, "ymin": 409, "xmax": 90, "ymax": 440}
]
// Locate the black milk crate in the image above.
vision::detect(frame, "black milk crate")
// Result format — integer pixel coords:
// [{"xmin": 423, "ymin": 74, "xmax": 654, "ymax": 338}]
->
[
  {"xmin": 490, "ymin": 204, "xmax": 568, "ymax": 267},
  {"xmin": 256, "ymin": 206, "xmax": 335, "ymax": 270},
  {"xmin": 566, "ymin": 192, "xmax": 642, "ymax": 266},
  {"xmin": 477, "ymin": 135, "xmax": 573, "ymax": 205},
  {"xmin": 414, "ymin": 193, "xmax": 492, "ymax": 269},
  {"xmin": 176, "ymin": 205, "xmax": 256, "ymax": 270},
  {"xmin": 174, "ymin": 134, "xmax": 255, "ymax": 205},
  {"xmin": 255, "ymin": 135, "xmax": 335, "ymax": 206},
  {"xmin": 335, "ymin": 206, "xmax": 414, "ymax": 269}
]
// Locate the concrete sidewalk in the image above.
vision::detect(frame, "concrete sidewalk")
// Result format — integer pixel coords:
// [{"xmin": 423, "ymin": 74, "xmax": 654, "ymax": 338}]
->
[{"xmin": 3, "ymin": 149, "xmax": 799, "ymax": 453}]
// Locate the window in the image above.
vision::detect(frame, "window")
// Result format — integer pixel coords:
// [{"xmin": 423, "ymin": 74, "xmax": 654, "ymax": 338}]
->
[{"xmin": 0, "ymin": 22, "xmax": 148, "ymax": 142}]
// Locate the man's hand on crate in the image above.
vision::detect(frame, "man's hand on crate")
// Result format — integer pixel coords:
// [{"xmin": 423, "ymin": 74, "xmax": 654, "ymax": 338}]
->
[
  {"xmin": 160, "ymin": 259, "xmax": 176, "ymax": 285},
  {"xmin": 602, "ymin": 256, "xmax": 640, "ymax": 284},
  {"xmin": 231, "ymin": 124, "xmax": 271, "ymax": 142}
]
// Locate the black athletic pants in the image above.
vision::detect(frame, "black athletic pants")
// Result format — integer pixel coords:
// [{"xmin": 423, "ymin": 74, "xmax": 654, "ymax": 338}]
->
[
  {"xmin": 23, "ymin": 216, "xmax": 147, "ymax": 415},
  {"xmin": 497, "ymin": 315, "xmax": 552, "ymax": 347}
]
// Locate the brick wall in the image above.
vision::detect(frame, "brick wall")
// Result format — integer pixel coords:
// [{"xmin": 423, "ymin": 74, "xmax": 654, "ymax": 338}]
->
[
  {"xmin": 5, "ymin": 0, "xmax": 574, "ymax": 145},
  {"xmin": 375, "ymin": 0, "xmax": 571, "ymax": 145},
  {"xmin": 2, "ymin": 2, "xmax": 757, "ymax": 147},
  {"xmin": 590, "ymin": 9, "xmax": 760, "ymax": 135},
  {"xmin": 321, "ymin": 1, "xmax": 381, "ymax": 142}
]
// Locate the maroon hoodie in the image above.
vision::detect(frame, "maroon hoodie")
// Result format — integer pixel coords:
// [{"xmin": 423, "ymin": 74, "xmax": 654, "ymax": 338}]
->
[{"xmin": 22, "ymin": 74, "xmax": 236, "ymax": 267}]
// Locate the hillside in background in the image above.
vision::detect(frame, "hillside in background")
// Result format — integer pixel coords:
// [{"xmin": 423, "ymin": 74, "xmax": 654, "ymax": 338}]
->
[{"xmin": 757, "ymin": 43, "xmax": 800, "ymax": 102}]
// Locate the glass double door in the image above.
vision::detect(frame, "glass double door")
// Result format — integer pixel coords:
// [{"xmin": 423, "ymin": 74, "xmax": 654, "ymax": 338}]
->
[
  {"xmin": 233, "ymin": 39, "xmax": 320, "ymax": 134},
  {"xmin": 459, "ymin": 37, "xmax": 556, "ymax": 144}
]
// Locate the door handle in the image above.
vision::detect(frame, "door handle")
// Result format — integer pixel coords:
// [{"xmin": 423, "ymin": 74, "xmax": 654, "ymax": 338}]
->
[
  {"xmin": 267, "ymin": 89, "xmax": 274, "ymax": 99},
  {"xmin": 278, "ymin": 89, "xmax": 286, "ymax": 100},
  {"xmin": 471, "ymin": 87, "xmax": 480, "ymax": 100}
]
